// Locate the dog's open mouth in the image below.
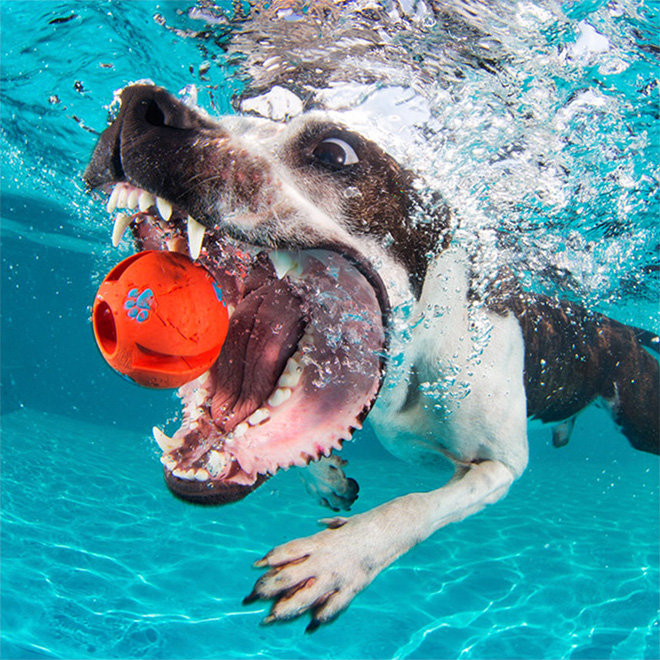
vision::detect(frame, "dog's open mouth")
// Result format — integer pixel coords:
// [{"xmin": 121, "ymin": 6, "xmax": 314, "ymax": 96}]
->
[
  {"xmin": 91, "ymin": 181, "xmax": 387, "ymax": 504},
  {"xmin": 83, "ymin": 85, "xmax": 390, "ymax": 504}
]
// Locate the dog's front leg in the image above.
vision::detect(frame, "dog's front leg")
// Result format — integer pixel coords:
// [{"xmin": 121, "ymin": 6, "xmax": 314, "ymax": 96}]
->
[{"xmin": 244, "ymin": 460, "xmax": 515, "ymax": 631}]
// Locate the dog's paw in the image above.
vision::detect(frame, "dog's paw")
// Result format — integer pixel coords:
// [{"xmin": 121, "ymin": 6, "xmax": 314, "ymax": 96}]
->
[
  {"xmin": 300, "ymin": 454, "xmax": 359, "ymax": 511},
  {"xmin": 243, "ymin": 513, "xmax": 384, "ymax": 631}
]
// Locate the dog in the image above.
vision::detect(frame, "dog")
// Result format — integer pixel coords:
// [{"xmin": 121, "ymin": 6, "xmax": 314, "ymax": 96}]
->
[{"xmin": 84, "ymin": 84, "xmax": 659, "ymax": 632}]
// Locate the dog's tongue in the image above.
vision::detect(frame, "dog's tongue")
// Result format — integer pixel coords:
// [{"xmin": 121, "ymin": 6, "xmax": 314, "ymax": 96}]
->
[{"xmin": 211, "ymin": 277, "xmax": 306, "ymax": 431}]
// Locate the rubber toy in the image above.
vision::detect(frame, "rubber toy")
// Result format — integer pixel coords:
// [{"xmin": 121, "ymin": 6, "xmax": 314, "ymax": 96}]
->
[{"xmin": 92, "ymin": 250, "xmax": 229, "ymax": 388}]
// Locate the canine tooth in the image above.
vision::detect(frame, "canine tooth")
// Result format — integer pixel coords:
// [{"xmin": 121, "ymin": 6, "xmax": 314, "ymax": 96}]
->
[
  {"xmin": 156, "ymin": 196, "xmax": 172, "ymax": 221},
  {"xmin": 187, "ymin": 215, "xmax": 206, "ymax": 260},
  {"xmin": 138, "ymin": 190, "xmax": 155, "ymax": 212},
  {"xmin": 268, "ymin": 387, "xmax": 291, "ymax": 408},
  {"xmin": 248, "ymin": 408, "xmax": 270, "ymax": 426},
  {"xmin": 278, "ymin": 372, "xmax": 300, "ymax": 388},
  {"xmin": 127, "ymin": 188, "xmax": 139, "ymax": 209},
  {"xmin": 112, "ymin": 213, "xmax": 132, "ymax": 247},
  {"xmin": 152, "ymin": 427, "xmax": 183, "ymax": 453},
  {"xmin": 106, "ymin": 185, "xmax": 120, "ymax": 213},
  {"xmin": 285, "ymin": 357, "xmax": 302, "ymax": 373}
]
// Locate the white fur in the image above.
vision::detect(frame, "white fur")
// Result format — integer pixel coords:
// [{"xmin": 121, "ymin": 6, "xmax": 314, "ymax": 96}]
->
[{"xmin": 372, "ymin": 245, "xmax": 528, "ymax": 477}]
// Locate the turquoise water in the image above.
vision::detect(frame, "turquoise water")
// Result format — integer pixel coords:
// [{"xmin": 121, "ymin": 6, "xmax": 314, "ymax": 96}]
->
[{"xmin": 1, "ymin": 1, "xmax": 658, "ymax": 658}]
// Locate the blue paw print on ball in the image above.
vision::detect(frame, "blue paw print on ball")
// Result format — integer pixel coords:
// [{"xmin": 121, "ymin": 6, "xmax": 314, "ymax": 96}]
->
[{"xmin": 124, "ymin": 287, "xmax": 154, "ymax": 322}]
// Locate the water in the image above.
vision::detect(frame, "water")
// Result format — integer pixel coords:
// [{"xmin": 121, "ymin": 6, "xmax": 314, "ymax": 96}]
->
[{"xmin": 1, "ymin": 1, "xmax": 658, "ymax": 658}]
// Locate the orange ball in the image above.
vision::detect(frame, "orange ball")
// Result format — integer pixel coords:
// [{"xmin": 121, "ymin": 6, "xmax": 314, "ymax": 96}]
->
[{"xmin": 92, "ymin": 251, "xmax": 229, "ymax": 388}]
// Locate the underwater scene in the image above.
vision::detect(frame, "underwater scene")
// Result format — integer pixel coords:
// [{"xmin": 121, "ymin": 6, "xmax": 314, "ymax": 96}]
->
[{"xmin": 1, "ymin": 1, "xmax": 658, "ymax": 659}]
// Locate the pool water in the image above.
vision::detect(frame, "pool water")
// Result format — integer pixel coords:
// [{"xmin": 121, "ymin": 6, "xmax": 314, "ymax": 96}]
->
[
  {"xmin": 1, "ymin": 1, "xmax": 658, "ymax": 658},
  {"xmin": 2, "ymin": 408, "xmax": 658, "ymax": 659}
]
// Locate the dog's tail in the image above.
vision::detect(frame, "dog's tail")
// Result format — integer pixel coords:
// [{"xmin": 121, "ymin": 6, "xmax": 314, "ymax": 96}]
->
[{"xmin": 508, "ymin": 294, "xmax": 659, "ymax": 455}]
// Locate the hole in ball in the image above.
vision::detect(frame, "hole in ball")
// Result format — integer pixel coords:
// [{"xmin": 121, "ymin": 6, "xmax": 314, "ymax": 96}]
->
[{"xmin": 94, "ymin": 301, "xmax": 117, "ymax": 356}]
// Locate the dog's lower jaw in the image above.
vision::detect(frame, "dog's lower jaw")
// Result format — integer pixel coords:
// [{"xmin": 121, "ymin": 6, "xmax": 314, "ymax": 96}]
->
[
  {"xmin": 165, "ymin": 470, "xmax": 267, "ymax": 505},
  {"xmin": 246, "ymin": 460, "xmax": 514, "ymax": 630}
]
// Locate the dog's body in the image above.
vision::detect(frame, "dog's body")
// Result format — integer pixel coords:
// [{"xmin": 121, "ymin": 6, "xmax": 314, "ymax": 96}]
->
[{"xmin": 85, "ymin": 85, "xmax": 658, "ymax": 631}]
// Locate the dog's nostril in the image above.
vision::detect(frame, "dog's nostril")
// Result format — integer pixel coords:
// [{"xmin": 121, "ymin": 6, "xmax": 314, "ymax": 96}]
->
[{"xmin": 144, "ymin": 99, "xmax": 165, "ymax": 127}]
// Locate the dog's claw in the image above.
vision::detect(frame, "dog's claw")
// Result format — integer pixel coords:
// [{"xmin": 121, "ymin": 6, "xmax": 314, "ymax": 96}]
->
[
  {"xmin": 318, "ymin": 516, "xmax": 348, "ymax": 529},
  {"xmin": 243, "ymin": 513, "xmax": 385, "ymax": 629},
  {"xmin": 305, "ymin": 618, "xmax": 321, "ymax": 634},
  {"xmin": 242, "ymin": 590, "xmax": 260, "ymax": 605}
]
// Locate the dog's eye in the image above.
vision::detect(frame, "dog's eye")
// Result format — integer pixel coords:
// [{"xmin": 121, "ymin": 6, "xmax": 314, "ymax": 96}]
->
[{"xmin": 312, "ymin": 138, "xmax": 359, "ymax": 168}]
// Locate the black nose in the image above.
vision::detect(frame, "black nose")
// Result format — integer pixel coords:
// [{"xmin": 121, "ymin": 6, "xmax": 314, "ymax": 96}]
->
[{"xmin": 83, "ymin": 84, "xmax": 215, "ymax": 189}]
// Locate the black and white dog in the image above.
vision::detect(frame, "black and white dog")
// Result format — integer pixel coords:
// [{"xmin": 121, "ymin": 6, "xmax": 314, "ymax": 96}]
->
[{"xmin": 84, "ymin": 84, "xmax": 659, "ymax": 632}]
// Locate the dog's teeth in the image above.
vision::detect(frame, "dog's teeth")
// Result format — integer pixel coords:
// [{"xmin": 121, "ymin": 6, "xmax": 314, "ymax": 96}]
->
[
  {"xmin": 172, "ymin": 467, "xmax": 196, "ymax": 481},
  {"xmin": 187, "ymin": 215, "xmax": 205, "ymax": 260},
  {"xmin": 127, "ymin": 188, "xmax": 139, "ymax": 210},
  {"xmin": 152, "ymin": 426, "xmax": 184, "ymax": 453},
  {"xmin": 233, "ymin": 422, "xmax": 249, "ymax": 438},
  {"xmin": 138, "ymin": 190, "xmax": 155, "ymax": 212},
  {"xmin": 278, "ymin": 372, "xmax": 301, "ymax": 388},
  {"xmin": 278, "ymin": 358, "xmax": 303, "ymax": 388},
  {"xmin": 268, "ymin": 387, "xmax": 292, "ymax": 408},
  {"xmin": 111, "ymin": 212, "xmax": 132, "ymax": 247},
  {"xmin": 106, "ymin": 185, "xmax": 120, "ymax": 213},
  {"xmin": 248, "ymin": 408, "xmax": 270, "ymax": 426},
  {"xmin": 156, "ymin": 196, "xmax": 172, "ymax": 221},
  {"xmin": 115, "ymin": 184, "xmax": 129, "ymax": 209},
  {"xmin": 160, "ymin": 455, "xmax": 177, "ymax": 470},
  {"xmin": 205, "ymin": 450, "xmax": 227, "ymax": 477},
  {"xmin": 166, "ymin": 236, "xmax": 188, "ymax": 254},
  {"xmin": 269, "ymin": 250, "xmax": 300, "ymax": 279},
  {"xmin": 194, "ymin": 468, "xmax": 211, "ymax": 482}
]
